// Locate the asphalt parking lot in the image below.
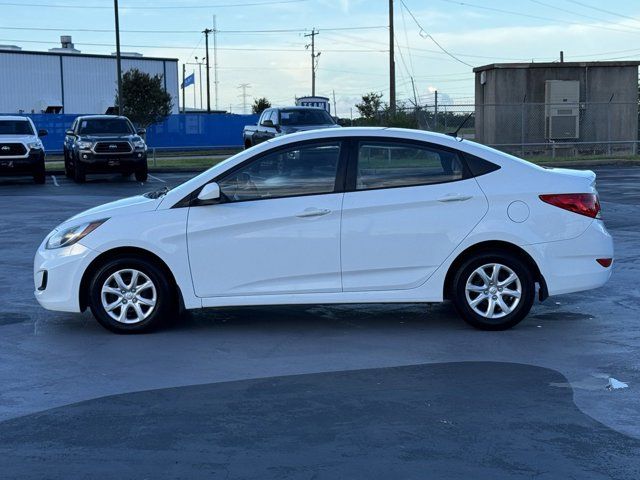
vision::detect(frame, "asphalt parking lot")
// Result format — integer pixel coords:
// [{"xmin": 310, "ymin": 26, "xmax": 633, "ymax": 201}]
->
[{"xmin": 0, "ymin": 167, "xmax": 639, "ymax": 479}]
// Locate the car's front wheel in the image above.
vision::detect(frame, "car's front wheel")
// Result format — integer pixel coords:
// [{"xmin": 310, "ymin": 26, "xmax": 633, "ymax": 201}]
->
[
  {"xmin": 134, "ymin": 163, "xmax": 148, "ymax": 182},
  {"xmin": 451, "ymin": 251, "xmax": 535, "ymax": 330},
  {"xmin": 88, "ymin": 256, "xmax": 176, "ymax": 333}
]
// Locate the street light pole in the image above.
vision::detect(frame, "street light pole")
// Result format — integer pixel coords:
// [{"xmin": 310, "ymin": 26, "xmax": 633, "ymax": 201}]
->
[{"xmin": 114, "ymin": 0, "xmax": 123, "ymax": 115}]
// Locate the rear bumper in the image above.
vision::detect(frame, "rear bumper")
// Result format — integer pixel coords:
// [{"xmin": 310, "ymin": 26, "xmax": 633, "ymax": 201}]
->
[
  {"xmin": 523, "ymin": 220, "xmax": 614, "ymax": 297},
  {"xmin": 0, "ymin": 150, "xmax": 44, "ymax": 175}
]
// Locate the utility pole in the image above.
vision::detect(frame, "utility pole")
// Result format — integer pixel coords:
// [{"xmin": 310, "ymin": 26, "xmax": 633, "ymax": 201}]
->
[
  {"xmin": 238, "ymin": 83, "xmax": 251, "ymax": 114},
  {"xmin": 389, "ymin": 0, "xmax": 396, "ymax": 114},
  {"xmin": 203, "ymin": 28, "xmax": 213, "ymax": 113},
  {"xmin": 182, "ymin": 63, "xmax": 186, "ymax": 114},
  {"xmin": 560, "ymin": 50, "xmax": 564, "ymax": 63},
  {"xmin": 332, "ymin": 89, "xmax": 337, "ymax": 117},
  {"xmin": 114, "ymin": 0, "xmax": 123, "ymax": 115},
  {"xmin": 434, "ymin": 89, "xmax": 438, "ymax": 130},
  {"xmin": 304, "ymin": 29, "xmax": 320, "ymax": 96},
  {"xmin": 213, "ymin": 15, "xmax": 219, "ymax": 110}
]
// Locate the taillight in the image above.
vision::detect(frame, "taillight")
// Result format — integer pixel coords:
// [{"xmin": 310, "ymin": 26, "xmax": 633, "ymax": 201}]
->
[{"xmin": 539, "ymin": 193, "xmax": 601, "ymax": 219}]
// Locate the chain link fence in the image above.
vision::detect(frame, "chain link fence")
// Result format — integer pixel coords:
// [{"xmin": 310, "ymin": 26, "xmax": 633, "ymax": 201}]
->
[{"xmin": 358, "ymin": 102, "xmax": 640, "ymax": 160}]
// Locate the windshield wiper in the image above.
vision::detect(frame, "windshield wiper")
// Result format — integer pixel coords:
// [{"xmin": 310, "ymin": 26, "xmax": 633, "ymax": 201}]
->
[{"xmin": 144, "ymin": 186, "xmax": 170, "ymax": 199}]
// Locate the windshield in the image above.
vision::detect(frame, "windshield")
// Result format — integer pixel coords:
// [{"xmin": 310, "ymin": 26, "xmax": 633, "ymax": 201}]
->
[
  {"xmin": 280, "ymin": 109, "xmax": 334, "ymax": 126},
  {"xmin": 0, "ymin": 120, "xmax": 34, "ymax": 135},
  {"xmin": 78, "ymin": 118, "xmax": 134, "ymax": 135}
]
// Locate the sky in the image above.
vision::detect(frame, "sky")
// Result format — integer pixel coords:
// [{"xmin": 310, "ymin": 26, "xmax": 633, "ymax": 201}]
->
[{"xmin": 2, "ymin": 0, "xmax": 640, "ymax": 117}]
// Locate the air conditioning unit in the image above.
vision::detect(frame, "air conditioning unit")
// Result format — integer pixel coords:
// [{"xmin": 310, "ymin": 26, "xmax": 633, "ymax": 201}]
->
[{"xmin": 545, "ymin": 80, "xmax": 579, "ymax": 140}]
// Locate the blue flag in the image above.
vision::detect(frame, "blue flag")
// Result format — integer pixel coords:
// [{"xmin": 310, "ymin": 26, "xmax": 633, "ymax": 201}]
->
[{"xmin": 181, "ymin": 73, "xmax": 195, "ymax": 89}]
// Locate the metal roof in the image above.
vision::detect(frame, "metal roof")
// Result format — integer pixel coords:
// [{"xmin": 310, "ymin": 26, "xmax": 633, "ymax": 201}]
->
[
  {"xmin": 0, "ymin": 48, "xmax": 178, "ymax": 63},
  {"xmin": 473, "ymin": 61, "xmax": 640, "ymax": 73}
]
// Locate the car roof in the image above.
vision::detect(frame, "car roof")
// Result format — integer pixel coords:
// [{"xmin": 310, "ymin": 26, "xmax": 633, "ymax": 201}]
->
[
  {"xmin": 76, "ymin": 115, "xmax": 130, "ymax": 120},
  {"xmin": 0, "ymin": 115, "xmax": 32, "ymax": 121},
  {"xmin": 275, "ymin": 106, "xmax": 328, "ymax": 110}
]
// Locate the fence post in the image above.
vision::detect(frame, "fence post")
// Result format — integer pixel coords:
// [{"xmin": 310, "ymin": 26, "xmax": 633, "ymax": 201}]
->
[
  {"xmin": 520, "ymin": 102, "xmax": 525, "ymax": 158},
  {"xmin": 607, "ymin": 94, "xmax": 614, "ymax": 156},
  {"xmin": 153, "ymin": 148, "xmax": 156, "ymax": 167}
]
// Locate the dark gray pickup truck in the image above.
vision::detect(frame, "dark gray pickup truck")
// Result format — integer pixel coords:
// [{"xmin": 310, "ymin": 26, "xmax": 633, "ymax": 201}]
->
[{"xmin": 242, "ymin": 106, "xmax": 339, "ymax": 148}]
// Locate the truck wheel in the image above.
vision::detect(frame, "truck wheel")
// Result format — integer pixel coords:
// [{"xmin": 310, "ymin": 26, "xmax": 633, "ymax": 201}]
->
[
  {"xmin": 244, "ymin": 140, "xmax": 252, "ymax": 149},
  {"xmin": 73, "ymin": 156, "xmax": 86, "ymax": 183},
  {"xmin": 33, "ymin": 161, "xmax": 46, "ymax": 184},
  {"xmin": 135, "ymin": 163, "xmax": 148, "ymax": 182},
  {"xmin": 64, "ymin": 151, "xmax": 72, "ymax": 178}
]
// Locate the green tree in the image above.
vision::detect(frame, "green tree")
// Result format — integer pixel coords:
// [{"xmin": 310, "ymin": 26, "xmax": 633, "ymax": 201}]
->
[
  {"xmin": 115, "ymin": 68, "xmax": 173, "ymax": 128},
  {"xmin": 252, "ymin": 97, "xmax": 272, "ymax": 115},
  {"xmin": 355, "ymin": 92, "xmax": 384, "ymax": 119}
]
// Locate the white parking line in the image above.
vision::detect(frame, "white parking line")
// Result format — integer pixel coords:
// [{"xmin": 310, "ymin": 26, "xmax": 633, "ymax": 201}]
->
[
  {"xmin": 51, "ymin": 175, "xmax": 59, "ymax": 187},
  {"xmin": 148, "ymin": 174, "xmax": 166, "ymax": 183}
]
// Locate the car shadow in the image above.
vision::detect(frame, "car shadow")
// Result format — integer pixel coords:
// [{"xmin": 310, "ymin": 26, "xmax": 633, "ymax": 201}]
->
[{"xmin": 0, "ymin": 361, "xmax": 637, "ymax": 479}]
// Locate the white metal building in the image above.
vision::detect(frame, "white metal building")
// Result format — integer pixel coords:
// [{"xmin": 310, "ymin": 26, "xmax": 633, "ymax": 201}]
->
[{"xmin": 0, "ymin": 37, "xmax": 179, "ymax": 114}]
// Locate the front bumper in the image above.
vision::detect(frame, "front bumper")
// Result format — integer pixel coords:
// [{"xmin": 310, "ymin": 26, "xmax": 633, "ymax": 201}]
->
[
  {"xmin": 0, "ymin": 150, "xmax": 44, "ymax": 175},
  {"xmin": 523, "ymin": 220, "xmax": 614, "ymax": 297},
  {"xmin": 33, "ymin": 241, "xmax": 99, "ymax": 313},
  {"xmin": 76, "ymin": 150, "xmax": 147, "ymax": 172}
]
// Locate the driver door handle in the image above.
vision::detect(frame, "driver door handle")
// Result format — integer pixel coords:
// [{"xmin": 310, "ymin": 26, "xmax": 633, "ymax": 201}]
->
[
  {"xmin": 296, "ymin": 208, "xmax": 331, "ymax": 218},
  {"xmin": 437, "ymin": 194, "xmax": 473, "ymax": 203}
]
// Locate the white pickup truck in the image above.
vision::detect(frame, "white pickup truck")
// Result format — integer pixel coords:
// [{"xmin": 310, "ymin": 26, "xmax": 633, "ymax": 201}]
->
[{"xmin": 0, "ymin": 116, "xmax": 47, "ymax": 184}]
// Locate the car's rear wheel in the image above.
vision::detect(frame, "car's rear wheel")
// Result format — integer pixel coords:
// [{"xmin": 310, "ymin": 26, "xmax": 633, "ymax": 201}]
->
[
  {"xmin": 88, "ymin": 256, "xmax": 176, "ymax": 333},
  {"xmin": 135, "ymin": 163, "xmax": 148, "ymax": 182},
  {"xmin": 451, "ymin": 251, "xmax": 535, "ymax": 330}
]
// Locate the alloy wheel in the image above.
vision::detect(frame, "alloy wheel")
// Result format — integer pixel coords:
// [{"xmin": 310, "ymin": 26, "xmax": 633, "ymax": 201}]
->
[
  {"xmin": 100, "ymin": 269, "xmax": 157, "ymax": 324},
  {"xmin": 464, "ymin": 263, "xmax": 522, "ymax": 319}
]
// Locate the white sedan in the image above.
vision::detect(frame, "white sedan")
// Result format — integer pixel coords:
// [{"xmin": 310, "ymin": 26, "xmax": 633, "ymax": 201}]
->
[{"xmin": 34, "ymin": 127, "xmax": 613, "ymax": 333}]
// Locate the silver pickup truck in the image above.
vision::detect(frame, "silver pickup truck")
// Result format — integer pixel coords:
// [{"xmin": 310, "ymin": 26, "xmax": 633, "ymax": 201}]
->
[{"xmin": 242, "ymin": 106, "xmax": 339, "ymax": 148}]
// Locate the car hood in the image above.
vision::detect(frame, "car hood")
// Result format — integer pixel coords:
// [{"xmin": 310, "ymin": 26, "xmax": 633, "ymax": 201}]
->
[
  {"xmin": 65, "ymin": 195, "xmax": 160, "ymax": 224},
  {"xmin": 282, "ymin": 124, "xmax": 341, "ymax": 132},
  {"xmin": 78, "ymin": 135, "xmax": 139, "ymax": 142},
  {"xmin": 0, "ymin": 134, "xmax": 37, "ymax": 143}
]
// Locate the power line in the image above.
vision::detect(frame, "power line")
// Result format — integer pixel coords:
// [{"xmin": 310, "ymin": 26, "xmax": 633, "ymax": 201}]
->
[
  {"xmin": 399, "ymin": 0, "xmax": 474, "ymax": 68},
  {"xmin": 0, "ymin": 25, "xmax": 388, "ymax": 34},
  {"xmin": 435, "ymin": 0, "xmax": 640, "ymax": 36},
  {"xmin": 565, "ymin": 0, "xmax": 640, "ymax": 24},
  {"xmin": 0, "ymin": 38, "xmax": 386, "ymax": 53},
  {"xmin": 0, "ymin": 0, "xmax": 311, "ymax": 9}
]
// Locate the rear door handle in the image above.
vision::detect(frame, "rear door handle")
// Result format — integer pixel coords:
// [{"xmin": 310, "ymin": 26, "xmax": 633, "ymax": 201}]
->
[
  {"xmin": 296, "ymin": 208, "xmax": 331, "ymax": 218},
  {"xmin": 437, "ymin": 194, "xmax": 473, "ymax": 203}
]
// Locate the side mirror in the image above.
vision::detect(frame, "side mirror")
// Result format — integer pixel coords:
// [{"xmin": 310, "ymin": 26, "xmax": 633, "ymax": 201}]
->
[
  {"xmin": 261, "ymin": 119, "xmax": 274, "ymax": 128},
  {"xmin": 38, "ymin": 129, "xmax": 48, "ymax": 137},
  {"xmin": 197, "ymin": 182, "xmax": 221, "ymax": 202},
  {"xmin": 137, "ymin": 128, "xmax": 146, "ymax": 136},
  {"xmin": 65, "ymin": 129, "xmax": 74, "ymax": 136}
]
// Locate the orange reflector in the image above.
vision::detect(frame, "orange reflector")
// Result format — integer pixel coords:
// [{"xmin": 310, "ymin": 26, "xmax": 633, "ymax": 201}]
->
[{"xmin": 596, "ymin": 258, "xmax": 613, "ymax": 268}]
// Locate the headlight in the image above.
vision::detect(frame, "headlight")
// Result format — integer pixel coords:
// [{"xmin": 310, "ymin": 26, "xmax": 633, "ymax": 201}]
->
[
  {"xmin": 133, "ymin": 139, "xmax": 146, "ymax": 149},
  {"xmin": 77, "ymin": 140, "xmax": 93, "ymax": 149},
  {"xmin": 46, "ymin": 219, "xmax": 108, "ymax": 249},
  {"xmin": 27, "ymin": 140, "xmax": 43, "ymax": 150}
]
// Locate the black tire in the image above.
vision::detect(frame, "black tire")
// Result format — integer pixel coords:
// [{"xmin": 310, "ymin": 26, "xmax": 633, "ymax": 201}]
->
[
  {"xmin": 134, "ymin": 163, "xmax": 148, "ymax": 182},
  {"xmin": 451, "ymin": 251, "xmax": 535, "ymax": 331},
  {"xmin": 64, "ymin": 151, "xmax": 73, "ymax": 178},
  {"xmin": 33, "ymin": 161, "xmax": 46, "ymax": 184},
  {"xmin": 88, "ymin": 255, "xmax": 176, "ymax": 334},
  {"xmin": 73, "ymin": 155, "xmax": 86, "ymax": 183}
]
